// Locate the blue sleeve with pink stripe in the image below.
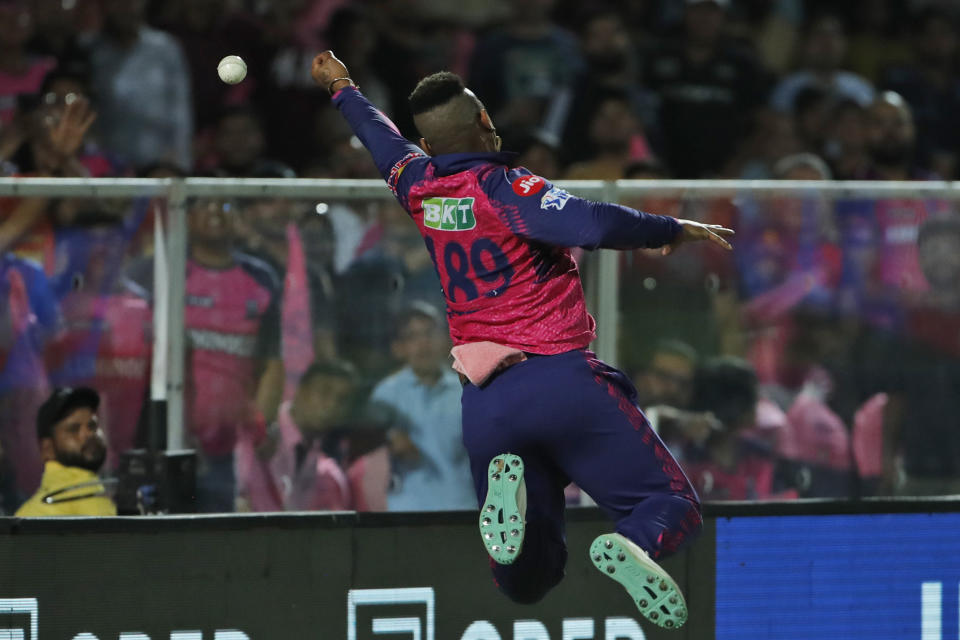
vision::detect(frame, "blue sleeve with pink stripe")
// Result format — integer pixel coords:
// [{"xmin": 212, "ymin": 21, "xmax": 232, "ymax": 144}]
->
[
  {"xmin": 483, "ymin": 168, "xmax": 681, "ymax": 250},
  {"xmin": 331, "ymin": 86, "xmax": 428, "ymax": 208}
]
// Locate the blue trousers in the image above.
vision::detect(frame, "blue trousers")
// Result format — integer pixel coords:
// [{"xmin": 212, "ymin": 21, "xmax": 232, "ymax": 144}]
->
[{"xmin": 462, "ymin": 349, "xmax": 702, "ymax": 604}]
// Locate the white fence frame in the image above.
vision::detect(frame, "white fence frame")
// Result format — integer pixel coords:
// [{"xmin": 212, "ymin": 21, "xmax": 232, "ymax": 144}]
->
[{"xmin": 2, "ymin": 177, "xmax": 957, "ymax": 449}]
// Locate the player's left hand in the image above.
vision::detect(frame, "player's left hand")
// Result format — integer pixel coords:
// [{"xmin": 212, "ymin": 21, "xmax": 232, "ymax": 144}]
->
[
  {"xmin": 311, "ymin": 50, "xmax": 351, "ymax": 93},
  {"xmin": 662, "ymin": 219, "xmax": 734, "ymax": 256}
]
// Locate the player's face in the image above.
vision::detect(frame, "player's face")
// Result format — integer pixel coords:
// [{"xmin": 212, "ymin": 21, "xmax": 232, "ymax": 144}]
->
[{"xmin": 44, "ymin": 407, "xmax": 107, "ymax": 473}]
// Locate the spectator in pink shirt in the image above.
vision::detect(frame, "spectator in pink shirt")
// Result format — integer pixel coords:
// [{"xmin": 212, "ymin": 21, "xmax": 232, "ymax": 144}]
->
[
  {"xmin": 680, "ymin": 356, "xmax": 783, "ymax": 501},
  {"xmin": 238, "ymin": 360, "xmax": 389, "ymax": 512}
]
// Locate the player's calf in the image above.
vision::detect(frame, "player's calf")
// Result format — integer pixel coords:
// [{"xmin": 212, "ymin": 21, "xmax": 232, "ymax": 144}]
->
[
  {"xmin": 590, "ymin": 533, "xmax": 688, "ymax": 630},
  {"xmin": 479, "ymin": 453, "xmax": 526, "ymax": 564}
]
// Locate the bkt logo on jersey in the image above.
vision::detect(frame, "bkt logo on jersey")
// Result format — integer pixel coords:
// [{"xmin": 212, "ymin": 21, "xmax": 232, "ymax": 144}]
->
[{"xmin": 423, "ymin": 197, "xmax": 476, "ymax": 231}]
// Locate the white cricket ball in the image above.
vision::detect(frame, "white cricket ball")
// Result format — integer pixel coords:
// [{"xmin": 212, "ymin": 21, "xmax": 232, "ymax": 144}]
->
[{"xmin": 217, "ymin": 55, "xmax": 247, "ymax": 85}]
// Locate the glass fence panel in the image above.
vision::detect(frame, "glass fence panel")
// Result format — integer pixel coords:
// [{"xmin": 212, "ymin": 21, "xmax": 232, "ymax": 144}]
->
[
  {"xmin": 1, "ymin": 192, "xmax": 161, "ymax": 515},
  {"xmin": 618, "ymin": 189, "xmax": 959, "ymax": 502}
]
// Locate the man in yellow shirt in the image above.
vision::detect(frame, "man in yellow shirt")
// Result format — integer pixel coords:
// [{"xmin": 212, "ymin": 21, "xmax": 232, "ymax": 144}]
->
[{"xmin": 15, "ymin": 387, "xmax": 116, "ymax": 516}]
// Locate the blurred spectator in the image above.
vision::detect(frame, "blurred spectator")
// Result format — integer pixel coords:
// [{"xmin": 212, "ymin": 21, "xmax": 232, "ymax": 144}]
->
[
  {"xmin": 881, "ymin": 8, "xmax": 960, "ymax": 179},
  {"xmin": 737, "ymin": 152, "xmax": 841, "ymax": 385},
  {"xmin": 770, "ymin": 12, "xmax": 875, "ymax": 113},
  {"xmin": 2, "ymin": 71, "xmax": 107, "ymax": 282},
  {"xmin": 0, "ymin": 251, "xmax": 58, "ymax": 501},
  {"xmin": 642, "ymin": 0, "xmax": 767, "ymax": 178},
  {"xmin": 845, "ymin": 0, "xmax": 911, "ymax": 84},
  {"xmin": 203, "ymin": 105, "xmax": 279, "ymax": 177},
  {"xmin": 371, "ymin": 301, "xmax": 474, "ymax": 511},
  {"xmin": 551, "ymin": 8, "xmax": 648, "ymax": 164},
  {"xmin": 726, "ymin": 108, "xmax": 802, "ymax": 178},
  {"xmin": 769, "ymin": 309, "xmax": 855, "ymax": 498},
  {"xmin": 511, "ymin": 128, "xmax": 561, "ymax": 179},
  {"xmin": 859, "ymin": 91, "xmax": 925, "ymax": 181},
  {"xmin": 468, "ymin": 0, "xmax": 582, "ymax": 135},
  {"xmin": 791, "ymin": 85, "xmax": 832, "ymax": 155},
  {"xmin": 26, "ymin": 0, "xmax": 90, "ymax": 64},
  {"xmin": 823, "ymin": 98, "xmax": 870, "ymax": 179},
  {"xmin": 0, "ymin": 0, "xmax": 55, "ymax": 125},
  {"xmin": 16, "ymin": 386, "xmax": 116, "ymax": 516},
  {"xmin": 182, "ymin": 198, "xmax": 284, "ymax": 511},
  {"xmin": 336, "ymin": 206, "xmax": 444, "ymax": 378},
  {"xmin": 563, "ymin": 93, "xmax": 648, "ymax": 180},
  {"xmin": 158, "ymin": 0, "xmax": 263, "ymax": 133},
  {"xmin": 86, "ymin": 0, "xmax": 192, "ymax": 170},
  {"xmin": 681, "ymin": 356, "xmax": 781, "ymax": 501},
  {"xmin": 128, "ymin": 198, "xmax": 284, "ymax": 511},
  {"xmin": 635, "ymin": 338, "xmax": 698, "ymax": 412},
  {"xmin": 250, "ymin": 0, "xmax": 330, "ymax": 170},
  {"xmin": 240, "ymin": 359, "xmax": 390, "ymax": 512},
  {"xmin": 236, "ymin": 166, "xmax": 338, "ymax": 393},
  {"xmin": 43, "ymin": 208, "xmax": 152, "ymax": 471},
  {"xmin": 879, "ymin": 216, "xmax": 960, "ymax": 496},
  {"xmin": 324, "ymin": 6, "xmax": 391, "ymax": 114},
  {"xmin": 834, "ymin": 92, "xmax": 950, "ymax": 322}
]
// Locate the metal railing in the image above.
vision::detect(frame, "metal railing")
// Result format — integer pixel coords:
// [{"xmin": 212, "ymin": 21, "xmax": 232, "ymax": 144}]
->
[{"xmin": 2, "ymin": 177, "xmax": 956, "ymax": 450}]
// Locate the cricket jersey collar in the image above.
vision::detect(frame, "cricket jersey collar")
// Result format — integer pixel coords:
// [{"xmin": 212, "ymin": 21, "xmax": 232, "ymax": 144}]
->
[{"xmin": 430, "ymin": 151, "xmax": 518, "ymax": 176}]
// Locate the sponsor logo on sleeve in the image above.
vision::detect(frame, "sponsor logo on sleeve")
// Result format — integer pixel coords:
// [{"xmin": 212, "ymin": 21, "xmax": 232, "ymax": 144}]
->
[
  {"xmin": 511, "ymin": 175, "xmax": 545, "ymax": 197},
  {"xmin": 422, "ymin": 197, "xmax": 476, "ymax": 231},
  {"xmin": 540, "ymin": 186, "xmax": 571, "ymax": 211}
]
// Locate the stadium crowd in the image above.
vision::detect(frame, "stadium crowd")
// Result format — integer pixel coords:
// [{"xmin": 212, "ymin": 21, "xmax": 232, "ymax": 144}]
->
[{"xmin": 2, "ymin": 0, "xmax": 960, "ymax": 514}]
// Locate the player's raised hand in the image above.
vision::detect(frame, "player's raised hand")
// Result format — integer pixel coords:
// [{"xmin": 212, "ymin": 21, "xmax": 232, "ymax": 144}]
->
[
  {"xmin": 662, "ymin": 219, "xmax": 735, "ymax": 256},
  {"xmin": 311, "ymin": 50, "xmax": 352, "ymax": 94}
]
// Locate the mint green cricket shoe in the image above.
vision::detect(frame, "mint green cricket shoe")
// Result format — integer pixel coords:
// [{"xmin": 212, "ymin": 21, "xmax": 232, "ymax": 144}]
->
[
  {"xmin": 590, "ymin": 533, "xmax": 688, "ymax": 630},
  {"xmin": 479, "ymin": 453, "xmax": 527, "ymax": 565}
]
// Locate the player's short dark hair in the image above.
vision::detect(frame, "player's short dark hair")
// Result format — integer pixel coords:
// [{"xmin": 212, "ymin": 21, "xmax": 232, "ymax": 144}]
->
[{"xmin": 408, "ymin": 72, "xmax": 467, "ymax": 116}]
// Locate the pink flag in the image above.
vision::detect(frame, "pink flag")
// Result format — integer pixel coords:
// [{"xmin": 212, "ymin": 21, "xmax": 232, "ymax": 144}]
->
[{"xmin": 282, "ymin": 223, "xmax": 315, "ymax": 399}]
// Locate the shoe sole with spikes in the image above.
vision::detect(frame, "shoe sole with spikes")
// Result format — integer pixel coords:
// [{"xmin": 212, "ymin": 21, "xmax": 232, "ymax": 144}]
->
[
  {"xmin": 590, "ymin": 533, "xmax": 688, "ymax": 630},
  {"xmin": 479, "ymin": 453, "xmax": 526, "ymax": 565}
]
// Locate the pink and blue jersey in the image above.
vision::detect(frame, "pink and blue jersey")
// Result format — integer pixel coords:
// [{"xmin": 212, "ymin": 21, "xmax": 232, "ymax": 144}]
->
[{"xmin": 332, "ymin": 87, "xmax": 680, "ymax": 353}]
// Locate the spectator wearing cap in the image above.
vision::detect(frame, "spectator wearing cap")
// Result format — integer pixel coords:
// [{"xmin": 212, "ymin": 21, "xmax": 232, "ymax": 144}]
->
[{"xmin": 15, "ymin": 386, "xmax": 116, "ymax": 516}]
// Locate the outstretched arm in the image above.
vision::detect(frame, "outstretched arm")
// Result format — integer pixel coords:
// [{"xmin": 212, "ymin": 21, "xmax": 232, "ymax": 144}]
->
[
  {"xmin": 486, "ymin": 169, "xmax": 734, "ymax": 252},
  {"xmin": 312, "ymin": 51, "xmax": 426, "ymax": 200}
]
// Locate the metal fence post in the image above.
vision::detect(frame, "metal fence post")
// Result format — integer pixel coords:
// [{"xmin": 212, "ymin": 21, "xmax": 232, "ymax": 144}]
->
[
  {"xmin": 166, "ymin": 179, "xmax": 187, "ymax": 450},
  {"xmin": 592, "ymin": 181, "xmax": 621, "ymax": 366}
]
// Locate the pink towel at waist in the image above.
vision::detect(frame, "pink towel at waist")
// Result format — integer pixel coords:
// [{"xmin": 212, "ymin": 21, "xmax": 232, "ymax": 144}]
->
[{"xmin": 451, "ymin": 342, "xmax": 527, "ymax": 386}]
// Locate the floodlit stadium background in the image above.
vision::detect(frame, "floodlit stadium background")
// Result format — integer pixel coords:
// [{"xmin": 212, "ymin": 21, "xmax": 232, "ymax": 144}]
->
[{"xmin": 2, "ymin": 0, "xmax": 960, "ymax": 637}]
